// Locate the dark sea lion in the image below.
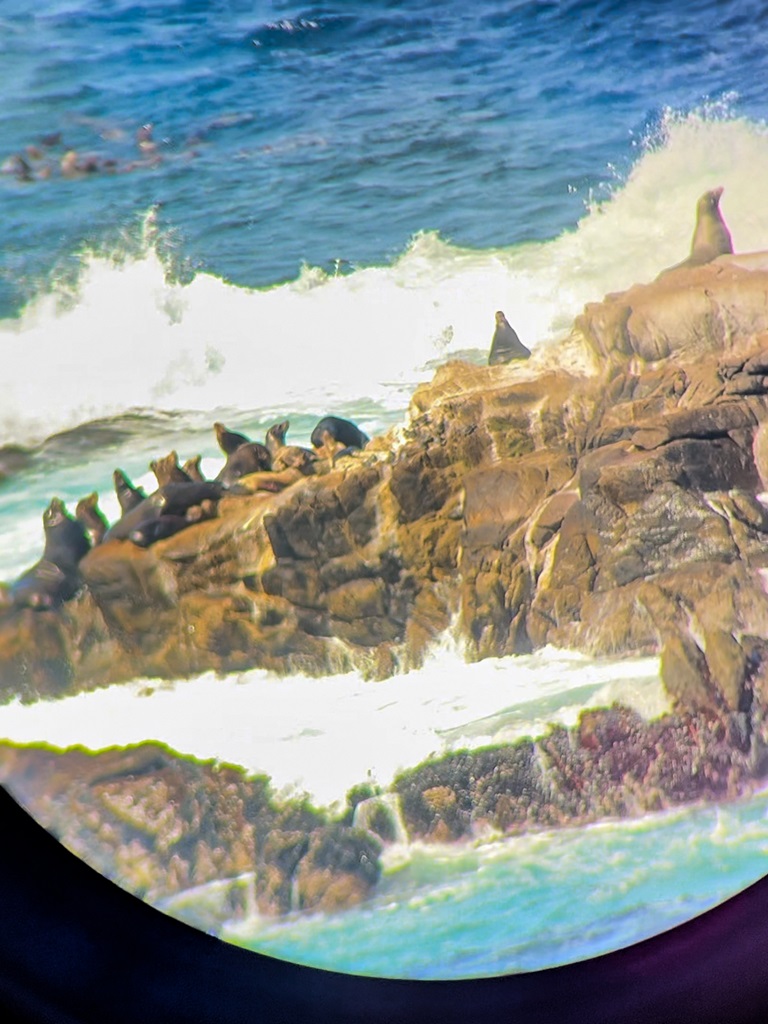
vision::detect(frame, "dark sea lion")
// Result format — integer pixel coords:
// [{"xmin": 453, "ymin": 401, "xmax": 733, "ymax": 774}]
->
[
  {"xmin": 265, "ymin": 420, "xmax": 289, "ymax": 459},
  {"xmin": 40, "ymin": 497, "xmax": 91, "ymax": 569},
  {"xmin": 104, "ymin": 482, "xmax": 226, "ymax": 542},
  {"xmin": 129, "ymin": 515, "xmax": 190, "ymax": 548},
  {"xmin": 75, "ymin": 492, "xmax": 108, "ymax": 546},
  {"xmin": 10, "ymin": 498, "xmax": 90, "ymax": 609},
  {"xmin": 159, "ymin": 481, "xmax": 226, "ymax": 514},
  {"xmin": 310, "ymin": 416, "xmax": 369, "ymax": 459},
  {"xmin": 214, "ymin": 422, "xmax": 252, "ymax": 456},
  {"xmin": 113, "ymin": 469, "xmax": 147, "ymax": 514},
  {"xmin": 488, "ymin": 311, "xmax": 531, "ymax": 365},
  {"xmin": 10, "ymin": 560, "xmax": 72, "ymax": 610},
  {"xmin": 216, "ymin": 443, "xmax": 272, "ymax": 486},
  {"xmin": 658, "ymin": 186, "xmax": 734, "ymax": 277},
  {"xmin": 265, "ymin": 420, "xmax": 317, "ymax": 473},
  {"xmin": 182, "ymin": 455, "xmax": 205, "ymax": 482},
  {"xmin": 103, "ymin": 492, "xmax": 166, "ymax": 542},
  {"xmin": 151, "ymin": 451, "xmax": 192, "ymax": 487}
]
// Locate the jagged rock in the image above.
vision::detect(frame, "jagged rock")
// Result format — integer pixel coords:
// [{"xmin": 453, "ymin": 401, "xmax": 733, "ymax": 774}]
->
[
  {"xmin": 3, "ymin": 258, "xmax": 768, "ymax": 725},
  {"xmin": 394, "ymin": 691, "xmax": 766, "ymax": 843},
  {"xmin": 294, "ymin": 825, "xmax": 382, "ymax": 913},
  {"xmin": 0, "ymin": 740, "xmax": 382, "ymax": 920},
  {"xmin": 11, "ymin": 253, "xmax": 768, "ymax": 939}
]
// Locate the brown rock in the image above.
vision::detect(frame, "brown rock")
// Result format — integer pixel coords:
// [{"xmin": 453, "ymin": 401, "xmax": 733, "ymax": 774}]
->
[{"xmin": 293, "ymin": 826, "xmax": 382, "ymax": 913}]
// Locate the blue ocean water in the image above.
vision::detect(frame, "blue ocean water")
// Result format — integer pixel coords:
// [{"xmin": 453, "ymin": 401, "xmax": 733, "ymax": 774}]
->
[
  {"xmin": 2, "ymin": 0, "xmax": 768, "ymax": 316},
  {"xmin": 2, "ymin": 0, "xmax": 768, "ymax": 982}
]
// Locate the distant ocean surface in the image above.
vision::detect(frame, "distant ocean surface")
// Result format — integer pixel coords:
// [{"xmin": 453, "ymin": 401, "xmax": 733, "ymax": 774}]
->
[{"xmin": 2, "ymin": 0, "xmax": 768, "ymax": 980}]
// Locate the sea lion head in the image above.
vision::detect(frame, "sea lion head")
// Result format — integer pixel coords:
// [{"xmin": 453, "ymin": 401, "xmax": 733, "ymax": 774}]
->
[
  {"xmin": 43, "ymin": 497, "xmax": 68, "ymax": 530},
  {"xmin": 698, "ymin": 186, "xmax": 724, "ymax": 214},
  {"xmin": 266, "ymin": 420, "xmax": 290, "ymax": 449}
]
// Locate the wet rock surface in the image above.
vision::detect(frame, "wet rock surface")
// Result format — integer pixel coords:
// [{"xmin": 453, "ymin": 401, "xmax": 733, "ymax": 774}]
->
[
  {"xmin": 0, "ymin": 741, "xmax": 382, "ymax": 920},
  {"xmin": 6, "ymin": 259, "xmax": 768, "ymax": 707},
  {"xmin": 6, "ymin": 257, "xmax": 768, "ymax": 914}
]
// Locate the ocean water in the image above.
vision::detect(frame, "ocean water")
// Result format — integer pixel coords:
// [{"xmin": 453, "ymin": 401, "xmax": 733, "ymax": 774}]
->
[{"xmin": 2, "ymin": 0, "xmax": 768, "ymax": 980}]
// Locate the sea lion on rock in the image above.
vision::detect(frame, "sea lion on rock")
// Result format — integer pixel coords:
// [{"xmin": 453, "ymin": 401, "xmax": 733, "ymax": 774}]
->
[
  {"xmin": 310, "ymin": 416, "xmax": 369, "ymax": 460},
  {"xmin": 113, "ymin": 469, "xmax": 147, "ymax": 514},
  {"xmin": 129, "ymin": 514, "xmax": 191, "ymax": 548},
  {"xmin": 182, "ymin": 455, "xmax": 205, "ymax": 482},
  {"xmin": 216, "ymin": 442, "xmax": 272, "ymax": 486},
  {"xmin": 75, "ymin": 492, "xmax": 108, "ymax": 546},
  {"xmin": 10, "ymin": 498, "xmax": 90, "ymax": 609},
  {"xmin": 10, "ymin": 561, "xmax": 74, "ymax": 610},
  {"xmin": 488, "ymin": 311, "xmax": 531, "ymax": 365},
  {"xmin": 211, "ymin": 421, "xmax": 272, "ymax": 485},
  {"xmin": 214, "ymin": 422, "xmax": 252, "ymax": 456},
  {"xmin": 151, "ymin": 451, "xmax": 192, "ymax": 487},
  {"xmin": 38, "ymin": 497, "xmax": 91, "ymax": 569},
  {"xmin": 265, "ymin": 420, "xmax": 317, "ymax": 473},
  {"xmin": 103, "ymin": 481, "xmax": 226, "ymax": 542},
  {"xmin": 658, "ymin": 187, "xmax": 734, "ymax": 277}
]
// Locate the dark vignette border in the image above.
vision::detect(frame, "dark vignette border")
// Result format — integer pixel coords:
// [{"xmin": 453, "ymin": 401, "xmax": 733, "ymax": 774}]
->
[{"xmin": 1, "ymin": 784, "xmax": 767, "ymax": 1024}]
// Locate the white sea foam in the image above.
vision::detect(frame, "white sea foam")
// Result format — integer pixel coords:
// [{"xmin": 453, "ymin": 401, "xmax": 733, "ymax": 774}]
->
[
  {"xmin": 0, "ymin": 108, "xmax": 759, "ymax": 807},
  {"xmin": 0, "ymin": 644, "xmax": 668, "ymax": 808},
  {"xmin": 2, "ymin": 110, "xmax": 768, "ymax": 448}
]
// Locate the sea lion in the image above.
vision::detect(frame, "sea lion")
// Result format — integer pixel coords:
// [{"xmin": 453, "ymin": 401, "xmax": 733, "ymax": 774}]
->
[
  {"xmin": 488, "ymin": 311, "xmax": 531, "ymax": 365},
  {"xmin": 60, "ymin": 150, "xmax": 100, "ymax": 176},
  {"xmin": 214, "ymin": 422, "xmax": 252, "ymax": 456},
  {"xmin": 658, "ymin": 187, "xmax": 734, "ymax": 277},
  {"xmin": 265, "ymin": 420, "xmax": 317, "ymax": 473},
  {"xmin": 75, "ymin": 492, "xmax": 108, "ymax": 546},
  {"xmin": 10, "ymin": 498, "xmax": 90, "ymax": 609},
  {"xmin": 129, "ymin": 514, "xmax": 190, "ymax": 548},
  {"xmin": 104, "ymin": 481, "xmax": 226, "ymax": 542},
  {"xmin": 182, "ymin": 455, "xmax": 205, "ymax": 482},
  {"xmin": 9, "ymin": 560, "xmax": 73, "ymax": 610},
  {"xmin": 151, "ymin": 451, "xmax": 192, "ymax": 487},
  {"xmin": 39, "ymin": 497, "xmax": 91, "ymax": 568},
  {"xmin": 113, "ymin": 469, "xmax": 147, "ymax": 514},
  {"xmin": 1, "ymin": 154, "xmax": 33, "ymax": 182},
  {"xmin": 216, "ymin": 442, "xmax": 272, "ymax": 486},
  {"xmin": 310, "ymin": 416, "xmax": 369, "ymax": 460},
  {"xmin": 103, "ymin": 491, "xmax": 166, "ymax": 543}
]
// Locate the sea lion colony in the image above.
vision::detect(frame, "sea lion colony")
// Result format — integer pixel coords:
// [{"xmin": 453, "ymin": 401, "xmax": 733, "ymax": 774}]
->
[
  {"xmin": 1, "ymin": 416, "xmax": 369, "ymax": 612},
  {"xmin": 0, "ymin": 187, "xmax": 733, "ymax": 614}
]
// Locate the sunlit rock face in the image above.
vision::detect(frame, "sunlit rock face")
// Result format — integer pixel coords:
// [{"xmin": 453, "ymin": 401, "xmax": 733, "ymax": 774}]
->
[
  {"xmin": 6, "ymin": 258, "xmax": 768, "ymax": 715},
  {"xmin": 7, "ymin": 258, "xmax": 768, "ymax": 915}
]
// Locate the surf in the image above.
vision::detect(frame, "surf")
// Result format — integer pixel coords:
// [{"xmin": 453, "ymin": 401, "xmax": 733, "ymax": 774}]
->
[{"xmin": 2, "ymin": 107, "xmax": 768, "ymax": 452}]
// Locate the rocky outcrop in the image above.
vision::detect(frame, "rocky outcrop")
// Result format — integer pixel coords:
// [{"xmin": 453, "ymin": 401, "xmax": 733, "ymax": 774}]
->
[
  {"xmin": 3, "ymin": 262, "xmax": 767, "ymax": 714},
  {"xmin": 6, "ymin": 258, "xmax": 768, "ymax": 913},
  {"xmin": 5, "ymin": 257, "xmax": 768, "ymax": 846},
  {"xmin": 0, "ymin": 741, "xmax": 382, "ymax": 921},
  {"xmin": 1, "ymin": 260, "xmax": 768, "ymax": 713},
  {"xmin": 394, "ymin": 695, "xmax": 768, "ymax": 842}
]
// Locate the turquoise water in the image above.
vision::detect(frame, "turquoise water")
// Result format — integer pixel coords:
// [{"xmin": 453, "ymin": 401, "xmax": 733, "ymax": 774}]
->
[
  {"xmin": 223, "ymin": 791, "xmax": 768, "ymax": 979},
  {"xmin": 2, "ymin": 0, "xmax": 768, "ymax": 981}
]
